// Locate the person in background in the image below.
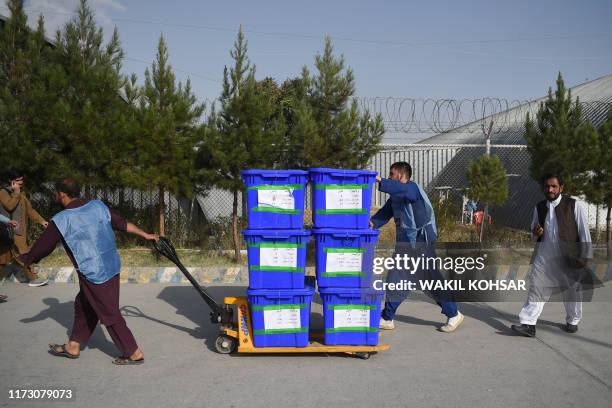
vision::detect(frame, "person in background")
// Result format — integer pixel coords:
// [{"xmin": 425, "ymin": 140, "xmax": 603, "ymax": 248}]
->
[
  {"xmin": 19, "ymin": 179, "xmax": 159, "ymax": 365},
  {"xmin": 473, "ymin": 206, "xmax": 492, "ymax": 235},
  {"xmin": 0, "ymin": 213, "xmax": 18, "ymax": 302},
  {"xmin": 0, "ymin": 170, "xmax": 49, "ymax": 287},
  {"xmin": 466, "ymin": 199, "xmax": 477, "ymax": 224}
]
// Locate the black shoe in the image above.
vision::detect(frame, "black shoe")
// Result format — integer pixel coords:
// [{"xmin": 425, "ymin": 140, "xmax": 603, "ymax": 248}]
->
[
  {"xmin": 511, "ymin": 324, "xmax": 536, "ymax": 337},
  {"xmin": 564, "ymin": 323, "xmax": 578, "ymax": 333}
]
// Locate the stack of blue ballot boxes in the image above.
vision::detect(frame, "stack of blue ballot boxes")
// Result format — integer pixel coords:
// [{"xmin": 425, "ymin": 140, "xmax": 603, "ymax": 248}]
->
[
  {"xmin": 241, "ymin": 170, "xmax": 313, "ymax": 347},
  {"xmin": 309, "ymin": 168, "xmax": 384, "ymax": 346}
]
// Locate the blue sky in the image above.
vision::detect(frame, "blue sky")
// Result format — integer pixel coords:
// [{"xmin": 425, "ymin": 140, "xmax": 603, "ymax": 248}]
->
[{"xmin": 4, "ymin": 0, "xmax": 612, "ymax": 141}]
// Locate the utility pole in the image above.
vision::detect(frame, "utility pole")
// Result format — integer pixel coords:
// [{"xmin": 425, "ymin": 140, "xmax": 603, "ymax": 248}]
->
[{"xmin": 480, "ymin": 120, "xmax": 494, "ymax": 243}]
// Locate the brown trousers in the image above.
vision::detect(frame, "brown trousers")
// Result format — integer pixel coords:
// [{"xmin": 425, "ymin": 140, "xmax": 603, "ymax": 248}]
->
[{"xmin": 0, "ymin": 234, "xmax": 37, "ymax": 281}]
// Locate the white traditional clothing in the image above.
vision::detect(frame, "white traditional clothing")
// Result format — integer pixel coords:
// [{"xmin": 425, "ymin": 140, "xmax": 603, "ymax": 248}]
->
[{"xmin": 518, "ymin": 195, "xmax": 592, "ymax": 326}]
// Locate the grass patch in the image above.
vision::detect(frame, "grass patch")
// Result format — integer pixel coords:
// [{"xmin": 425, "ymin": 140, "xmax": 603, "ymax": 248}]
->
[{"xmin": 38, "ymin": 247, "xmax": 247, "ymax": 268}]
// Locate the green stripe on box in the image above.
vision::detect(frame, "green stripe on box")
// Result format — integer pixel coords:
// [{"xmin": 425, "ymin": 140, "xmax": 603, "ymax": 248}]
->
[
  {"xmin": 325, "ymin": 327, "xmax": 378, "ymax": 333},
  {"xmin": 327, "ymin": 304, "xmax": 377, "ymax": 310},
  {"xmin": 248, "ymin": 184, "xmax": 304, "ymax": 190},
  {"xmin": 315, "ymin": 184, "xmax": 369, "ymax": 190},
  {"xmin": 324, "ymin": 248, "xmax": 366, "ymax": 253},
  {"xmin": 250, "ymin": 265, "xmax": 304, "ymax": 272},
  {"xmin": 322, "ymin": 272, "xmax": 365, "ymax": 277},
  {"xmin": 251, "ymin": 207, "xmax": 301, "ymax": 214},
  {"xmin": 251, "ymin": 303, "xmax": 307, "ymax": 311},
  {"xmin": 253, "ymin": 328, "xmax": 308, "ymax": 335},
  {"xmin": 315, "ymin": 209, "xmax": 368, "ymax": 214},
  {"xmin": 248, "ymin": 243, "xmax": 304, "ymax": 248}
]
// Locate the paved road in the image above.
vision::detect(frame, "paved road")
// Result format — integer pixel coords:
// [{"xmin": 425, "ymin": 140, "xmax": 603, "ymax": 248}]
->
[{"xmin": 1, "ymin": 282, "xmax": 611, "ymax": 408}]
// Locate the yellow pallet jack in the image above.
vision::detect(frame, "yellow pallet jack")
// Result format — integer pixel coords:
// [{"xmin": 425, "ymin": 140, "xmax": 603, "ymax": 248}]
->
[{"xmin": 154, "ymin": 238, "xmax": 390, "ymax": 359}]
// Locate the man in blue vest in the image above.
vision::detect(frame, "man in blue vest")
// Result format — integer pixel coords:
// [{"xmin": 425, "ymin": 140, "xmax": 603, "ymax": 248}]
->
[
  {"xmin": 19, "ymin": 179, "xmax": 158, "ymax": 365},
  {"xmin": 370, "ymin": 162, "xmax": 464, "ymax": 333}
]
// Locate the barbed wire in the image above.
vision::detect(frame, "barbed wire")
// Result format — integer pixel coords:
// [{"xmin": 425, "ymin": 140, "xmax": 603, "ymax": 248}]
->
[
  {"xmin": 353, "ymin": 98, "xmax": 612, "ymax": 134},
  {"xmin": 198, "ymin": 97, "xmax": 611, "ymax": 134}
]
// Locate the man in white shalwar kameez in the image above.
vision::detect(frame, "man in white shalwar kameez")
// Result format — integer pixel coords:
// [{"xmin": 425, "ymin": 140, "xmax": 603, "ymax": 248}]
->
[{"xmin": 511, "ymin": 173, "xmax": 592, "ymax": 337}]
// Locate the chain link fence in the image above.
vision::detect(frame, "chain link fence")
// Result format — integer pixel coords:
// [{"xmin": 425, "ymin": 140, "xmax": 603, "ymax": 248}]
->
[{"xmin": 373, "ymin": 144, "xmax": 608, "ymax": 238}]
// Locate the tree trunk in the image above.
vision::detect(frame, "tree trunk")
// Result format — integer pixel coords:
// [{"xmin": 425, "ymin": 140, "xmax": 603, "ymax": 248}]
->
[
  {"xmin": 479, "ymin": 205, "xmax": 488, "ymax": 243},
  {"xmin": 241, "ymin": 187, "xmax": 247, "ymax": 228},
  {"xmin": 607, "ymin": 205, "xmax": 611, "ymax": 261},
  {"xmin": 232, "ymin": 189, "xmax": 240, "ymax": 263},
  {"xmin": 159, "ymin": 185, "xmax": 165, "ymax": 237}
]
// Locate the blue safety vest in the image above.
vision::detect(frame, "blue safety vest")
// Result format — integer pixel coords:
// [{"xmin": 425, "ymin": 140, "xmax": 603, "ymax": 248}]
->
[{"xmin": 52, "ymin": 200, "xmax": 121, "ymax": 284}]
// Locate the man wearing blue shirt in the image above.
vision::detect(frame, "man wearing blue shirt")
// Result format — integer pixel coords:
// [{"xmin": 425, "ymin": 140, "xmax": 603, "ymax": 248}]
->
[{"xmin": 370, "ymin": 162, "xmax": 464, "ymax": 333}]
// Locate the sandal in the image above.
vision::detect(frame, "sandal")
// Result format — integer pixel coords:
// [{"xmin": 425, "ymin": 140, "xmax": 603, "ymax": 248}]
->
[
  {"xmin": 48, "ymin": 344, "xmax": 79, "ymax": 359},
  {"xmin": 112, "ymin": 357, "xmax": 144, "ymax": 366}
]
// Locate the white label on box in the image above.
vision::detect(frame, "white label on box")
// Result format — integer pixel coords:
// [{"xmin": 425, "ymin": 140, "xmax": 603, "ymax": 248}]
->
[
  {"xmin": 258, "ymin": 189, "xmax": 295, "ymax": 210},
  {"xmin": 260, "ymin": 247, "xmax": 298, "ymax": 268},
  {"xmin": 325, "ymin": 189, "xmax": 362, "ymax": 210},
  {"xmin": 334, "ymin": 308, "xmax": 370, "ymax": 328},
  {"xmin": 326, "ymin": 252, "xmax": 363, "ymax": 272},
  {"xmin": 264, "ymin": 308, "xmax": 301, "ymax": 330}
]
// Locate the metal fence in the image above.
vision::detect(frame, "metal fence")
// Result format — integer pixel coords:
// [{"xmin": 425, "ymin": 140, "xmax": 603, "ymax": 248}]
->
[{"xmin": 371, "ymin": 144, "xmax": 608, "ymax": 232}]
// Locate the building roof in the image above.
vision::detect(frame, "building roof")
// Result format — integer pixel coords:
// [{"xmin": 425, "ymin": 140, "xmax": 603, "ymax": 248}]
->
[{"xmin": 419, "ymin": 75, "xmax": 612, "ymax": 145}]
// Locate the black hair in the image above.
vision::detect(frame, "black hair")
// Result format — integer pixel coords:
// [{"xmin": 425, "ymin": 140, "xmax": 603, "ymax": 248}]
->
[
  {"xmin": 390, "ymin": 162, "xmax": 412, "ymax": 179},
  {"xmin": 5, "ymin": 169, "xmax": 24, "ymax": 182},
  {"xmin": 55, "ymin": 179, "xmax": 81, "ymax": 198},
  {"xmin": 540, "ymin": 172, "xmax": 564, "ymax": 187}
]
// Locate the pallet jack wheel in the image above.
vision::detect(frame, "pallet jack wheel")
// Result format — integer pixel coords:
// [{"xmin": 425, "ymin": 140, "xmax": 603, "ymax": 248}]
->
[
  {"xmin": 215, "ymin": 335, "xmax": 237, "ymax": 354},
  {"xmin": 354, "ymin": 352, "xmax": 371, "ymax": 360}
]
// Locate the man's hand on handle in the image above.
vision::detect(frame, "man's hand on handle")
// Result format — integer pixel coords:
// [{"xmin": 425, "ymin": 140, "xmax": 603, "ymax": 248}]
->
[{"xmin": 144, "ymin": 233, "xmax": 159, "ymax": 242}]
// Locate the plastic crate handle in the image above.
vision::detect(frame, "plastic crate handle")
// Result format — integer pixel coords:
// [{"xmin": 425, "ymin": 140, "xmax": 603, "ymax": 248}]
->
[
  {"xmin": 329, "ymin": 172, "xmax": 359, "ymax": 178},
  {"xmin": 332, "ymin": 233, "xmax": 360, "ymax": 239},
  {"xmin": 262, "ymin": 234, "xmax": 292, "ymax": 239},
  {"xmin": 258, "ymin": 173, "xmax": 291, "ymax": 179}
]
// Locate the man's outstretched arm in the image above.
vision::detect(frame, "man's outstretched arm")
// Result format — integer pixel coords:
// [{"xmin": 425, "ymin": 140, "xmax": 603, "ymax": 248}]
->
[
  {"xmin": 18, "ymin": 223, "xmax": 62, "ymax": 267},
  {"xmin": 126, "ymin": 222, "xmax": 159, "ymax": 241},
  {"xmin": 370, "ymin": 199, "xmax": 393, "ymax": 229},
  {"xmin": 378, "ymin": 178, "xmax": 420, "ymax": 202}
]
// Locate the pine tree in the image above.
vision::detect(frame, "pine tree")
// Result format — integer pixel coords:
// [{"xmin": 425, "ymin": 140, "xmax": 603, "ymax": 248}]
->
[
  {"xmin": 583, "ymin": 111, "xmax": 612, "ymax": 259},
  {"xmin": 0, "ymin": 0, "xmax": 49, "ymax": 185},
  {"xmin": 275, "ymin": 75, "xmax": 313, "ymax": 168},
  {"xmin": 466, "ymin": 155, "xmax": 509, "ymax": 242},
  {"xmin": 127, "ymin": 34, "xmax": 205, "ymax": 236},
  {"xmin": 198, "ymin": 27, "xmax": 285, "ymax": 262},
  {"xmin": 525, "ymin": 73, "xmax": 599, "ymax": 194},
  {"xmin": 35, "ymin": 0, "xmax": 131, "ymax": 186},
  {"xmin": 284, "ymin": 37, "xmax": 384, "ymax": 169}
]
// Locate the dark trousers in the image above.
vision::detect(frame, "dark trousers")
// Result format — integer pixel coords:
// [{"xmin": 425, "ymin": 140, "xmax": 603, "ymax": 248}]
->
[
  {"xmin": 69, "ymin": 273, "xmax": 138, "ymax": 357},
  {"xmin": 382, "ymin": 241, "xmax": 458, "ymax": 320}
]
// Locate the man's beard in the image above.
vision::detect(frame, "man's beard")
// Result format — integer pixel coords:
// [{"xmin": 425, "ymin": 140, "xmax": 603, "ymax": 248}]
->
[{"xmin": 546, "ymin": 192, "xmax": 561, "ymax": 202}]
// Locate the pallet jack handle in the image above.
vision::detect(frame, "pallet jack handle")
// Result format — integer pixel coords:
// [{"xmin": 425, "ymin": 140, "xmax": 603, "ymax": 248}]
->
[{"xmin": 153, "ymin": 237, "xmax": 233, "ymax": 325}]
